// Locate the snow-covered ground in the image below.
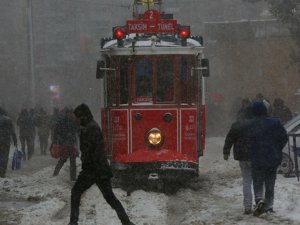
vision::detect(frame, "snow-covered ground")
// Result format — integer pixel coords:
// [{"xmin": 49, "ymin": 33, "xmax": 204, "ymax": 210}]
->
[{"xmin": 1, "ymin": 137, "xmax": 300, "ymax": 225}]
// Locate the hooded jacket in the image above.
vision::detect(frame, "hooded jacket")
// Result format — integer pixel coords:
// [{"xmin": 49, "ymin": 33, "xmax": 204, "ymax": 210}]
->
[
  {"xmin": 243, "ymin": 101, "xmax": 288, "ymax": 168},
  {"xmin": 73, "ymin": 104, "xmax": 112, "ymax": 178}
]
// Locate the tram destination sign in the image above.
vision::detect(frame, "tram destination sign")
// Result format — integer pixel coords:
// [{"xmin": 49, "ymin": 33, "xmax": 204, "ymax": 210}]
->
[
  {"xmin": 126, "ymin": 19, "xmax": 177, "ymax": 33},
  {"xmin": 126, "ymin": 9, "xmax": 177, "ymax": 34}
]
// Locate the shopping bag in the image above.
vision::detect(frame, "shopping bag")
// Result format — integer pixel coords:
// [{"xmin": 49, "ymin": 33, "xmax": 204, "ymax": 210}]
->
[
  {"xmin": 49, "ymin": 144, "xmax": 63, "ymax": 159},
  {"xmin": 60, "ymin": 146, "xmax": 79, "ymax": 157},
  {"xmin": 72, "ymin": 146, "xmax": 79, "ymax": 157},
  {"xmin": 12, "ymin": 149, "xmax": 23, "ymax": 170}
]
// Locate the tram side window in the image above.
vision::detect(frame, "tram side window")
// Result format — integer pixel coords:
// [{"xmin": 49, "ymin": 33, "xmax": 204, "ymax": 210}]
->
[
  {"xmin": 135, "ymin": 59, "xmax": 152, "ymax": 97},
  {"xmin": 157, "ymin": 59, "xmax": 174, "ymax": 102},
  {"xmin": 107, "ymin": 71, "xmax": 118, "ymax": 106},
  {"xmin": 180, "ymin": 58, "xmax": 188, "ymax": 103},
  {"xmin": 190, "ymin": 64, "xmax": 198, "ymax": 104},
  {"xmin": 120, "ymin": 59, "xmax": 129, "ymax": 104}
]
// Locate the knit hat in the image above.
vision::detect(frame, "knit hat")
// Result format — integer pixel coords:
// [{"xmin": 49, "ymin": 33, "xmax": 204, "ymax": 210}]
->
[{"xmin": 252, "ymin": 101, "xmax": 268, "ymax": 117}]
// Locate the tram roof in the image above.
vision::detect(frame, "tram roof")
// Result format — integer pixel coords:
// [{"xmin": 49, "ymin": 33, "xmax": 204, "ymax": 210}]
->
[{"xmin": 101, "ymin": 34, "xmax": 204, "ymax": 56}]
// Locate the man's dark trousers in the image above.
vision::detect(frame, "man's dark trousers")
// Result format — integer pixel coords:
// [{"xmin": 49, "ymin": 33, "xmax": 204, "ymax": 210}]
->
[
  {"xmin": 252, "ymin": 167, "xmax": 277, "ymax": 211},
  {"xmin": 0, "ymin": 143, "xmax": 10, "ymax": 177},
  {"xmin": 70, "ymin": 170, "xmax": 130, "ymax": 224}
]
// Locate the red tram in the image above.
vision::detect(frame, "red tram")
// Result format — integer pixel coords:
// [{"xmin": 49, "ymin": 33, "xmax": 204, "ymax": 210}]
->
[{"xmin": 96, "ymin": 0, "xmax": 210, "ymax": 183}]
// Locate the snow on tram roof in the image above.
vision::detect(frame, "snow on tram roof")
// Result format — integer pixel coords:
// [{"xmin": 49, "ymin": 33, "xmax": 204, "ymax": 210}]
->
[{"xmin": 102, "ymin": 35, "xmax": 202, "ymax": 49}]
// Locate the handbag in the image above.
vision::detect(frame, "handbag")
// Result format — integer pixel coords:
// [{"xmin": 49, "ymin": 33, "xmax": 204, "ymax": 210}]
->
[
  {"xmin": 49, "ymin": 144, "xmax": 63, "ymax": 159},
  {"xmin": 61, "ymin": 146, "xmax": 79, "ymax": 157}
]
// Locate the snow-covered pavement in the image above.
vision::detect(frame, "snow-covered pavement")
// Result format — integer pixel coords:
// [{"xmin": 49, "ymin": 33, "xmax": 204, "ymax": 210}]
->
[{"xmin": 1, "ymin": 137, "xmax": 300, "ymax": 225}]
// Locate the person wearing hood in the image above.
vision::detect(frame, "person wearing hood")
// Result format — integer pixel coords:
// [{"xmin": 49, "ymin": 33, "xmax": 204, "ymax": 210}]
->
[
  {"xmin": 243, "ymin": 101, "xmax": 287, "ymax": 216},
  {"xmin": 68, "ymin": 104, "xmax": 135, "ymax": 225},
  {"xmin": 0, "ymin": 107, "xmax": 17, "ymax": 177}
]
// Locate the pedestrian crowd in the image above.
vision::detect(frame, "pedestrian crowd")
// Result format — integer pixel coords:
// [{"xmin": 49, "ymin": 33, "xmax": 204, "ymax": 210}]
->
[
  {"xmin": 223, "ymin": 93, "xmax": 291, "ymax": 217},
  {"xmin": 0, "ymin": 93, "xmax": 293, "ymax": 224},
  {"xmin": 0, "ymin": 106, "xmax": 80, "ymax": 178},
  {"xmin": 0, "ymin": 104, "xmax": 135, "ymax": 225}
]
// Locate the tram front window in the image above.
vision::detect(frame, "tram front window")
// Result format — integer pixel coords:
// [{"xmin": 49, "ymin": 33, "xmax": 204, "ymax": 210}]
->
[
  {"xmin": 135, "ymin": 59, "xmax": 152, "ymax": 97},
  {"xmin": 157, "ymin": 59, "xmax": 174, "ymax": 102}
]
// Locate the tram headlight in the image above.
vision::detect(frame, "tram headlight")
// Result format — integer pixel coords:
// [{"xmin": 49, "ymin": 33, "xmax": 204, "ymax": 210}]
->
[{"xmin": 145, "ymin": 128, "xmax": 163, "ymax": 147}]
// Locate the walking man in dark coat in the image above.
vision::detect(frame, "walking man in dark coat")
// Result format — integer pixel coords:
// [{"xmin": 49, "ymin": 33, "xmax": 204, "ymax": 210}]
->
[
  {"xmin": 17, "ymin": 108, "xmax": 35, "ymax": 160},
  {"xmin": 223, "ymin": 107, "xmax": 253, "ymax": 214},
  {"xmin": 0, "ymin": 107, "xmax": 17, "ymax": 177},
  {"xmin": 243, "ymin": 101, "xmax": 287, "ymax": 216},
  {"xmin": 36, "ymin": 107, "xmax": 50, "ymax": 155},
  {"xmin": 68, "ymin": 104, "xmax": 135, "ymax": 225}
]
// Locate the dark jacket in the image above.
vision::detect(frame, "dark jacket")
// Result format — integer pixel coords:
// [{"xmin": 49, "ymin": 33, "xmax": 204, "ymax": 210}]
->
[
  {"xmin": 74, "ymin": 104, "xmax": 112, "ymax": 179},
  {"xmin": 36, "ymin": 110, "xmax": 50, "ymax": 137},
  {"xmin": 272, "ymin": 98, "xmax": 292, "ymax": 124},
  {"xmin": 236, "ymin": 98, "xmax": 252, "ymax": 121},
  {"xmin": 17, "ymin": 110, "xmax": 35, "ymax": 137},
  {"xmin": 0, "ymin": 114, "xmax": 17, "ymax": 145},
  {"xmin": 243, "ymin": 101, "xmax": 288, "ymax": 169},
  {"xmin": 223, "ymin": 119, "xmax": 251, "ymax": 161},
  {"xmin": 53, "ymin": 115, "xmax": 79, "ymax": 146}
]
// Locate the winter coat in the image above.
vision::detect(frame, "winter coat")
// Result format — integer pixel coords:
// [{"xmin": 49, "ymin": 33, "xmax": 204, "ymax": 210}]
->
[
  {"xmin": 17, "ymin": 113, "xmax": 35, "ymax": 137},
  {"xmin": 36, "ymin": 112, "xmax": 50, "ymax": 137},
  {"xmin": 272, "ymin": 99, "xmax": 292, "ymax": 124},
  {"xmin": 242, "ymin": 101, "xmax": 288, "ymax": 169},
  {"xmin": 50, "ymin": 112, "xmax": 61, "ymax": 131},
  {"xmin": 52, "ymin": 115, "xmax": 79, "ymax": 146},
  {"xmin": 223, "ymin": 119, "xmax": 251, "ymax": 161},
  {"xmin": 74, "ymin": 104, "xmax": 113, "ymax": 179},
  {"xmin": 0, "ymin": 114, "xmax": 17, "ymax": 145},
  {"xmin": 236, "ymin": 98, "xmax": 252, "ymax": 121}
]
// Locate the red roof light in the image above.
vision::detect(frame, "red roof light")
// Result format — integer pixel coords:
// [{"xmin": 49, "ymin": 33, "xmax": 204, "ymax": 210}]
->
[
  {"xmin": 113, "ymin": 26, "xmax": 126, "ymax": 40},
  {"xmin": 179, "ymin": 27, "xmax": 190, "ymax": 38}
]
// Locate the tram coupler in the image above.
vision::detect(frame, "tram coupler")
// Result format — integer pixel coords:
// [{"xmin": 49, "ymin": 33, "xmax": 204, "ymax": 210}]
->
[{"xmin": 148, "ymin": 173, "xmax": 159, "ymax": 180}]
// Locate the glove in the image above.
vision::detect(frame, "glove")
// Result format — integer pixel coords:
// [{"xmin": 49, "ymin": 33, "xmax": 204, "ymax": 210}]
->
[{"xmin": 223, "ymin": 154, "xmax": 229, "ymax": 160}]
